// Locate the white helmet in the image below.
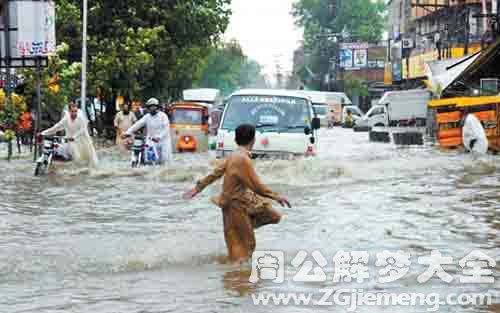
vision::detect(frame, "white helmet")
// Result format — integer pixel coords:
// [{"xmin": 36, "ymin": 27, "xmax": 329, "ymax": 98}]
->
[{"xmin": 145, "ymin": 97, "xmax": 160, "ymax": 108}]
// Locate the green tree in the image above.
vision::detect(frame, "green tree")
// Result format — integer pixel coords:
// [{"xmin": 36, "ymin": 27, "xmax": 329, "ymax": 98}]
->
[
  {"xmin": 293, "ymin": 0, "xmax": 387, "ymax": 45},
  {"xmin": 20, "ymin": 43, "xmax": 81, "ymax": 122},
  {"xmin": 20, "ymin": 0, "xmax": 232, "ymax": 128},
  {"xmin": 195, "ymin": 40, "xmax": 268, "ymax": 95},
  {"xmin": 344, "ymin": 73, "xmax": 368, "ymax": 99},
  {"xmin": 292, "ymin": 0, "xmax": 386, "ymax": 90}
]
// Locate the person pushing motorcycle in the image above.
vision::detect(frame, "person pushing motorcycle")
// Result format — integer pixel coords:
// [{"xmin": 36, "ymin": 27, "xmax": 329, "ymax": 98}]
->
[
  {"xmin": 40, "ymin": 101, "xmax": 98, "ymax": 168},
  {"xmin": 122, "ymin": 97, "xmax": 173, "ymax": 165}
]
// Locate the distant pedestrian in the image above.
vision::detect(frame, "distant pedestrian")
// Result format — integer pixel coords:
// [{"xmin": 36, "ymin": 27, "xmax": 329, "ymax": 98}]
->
[{"xmin": 114, "ymin": 103, "xmax": 137, "ymax": 150}]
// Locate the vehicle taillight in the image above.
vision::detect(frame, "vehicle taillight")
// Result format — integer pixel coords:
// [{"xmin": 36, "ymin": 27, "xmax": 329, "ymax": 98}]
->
[
  {"xmin": 217, "ymin": 142, "xmax": 224, "ymax": 150},
  {"xmin": 306, "ymin": 145, "xmax": 314, "ymax": 156}
]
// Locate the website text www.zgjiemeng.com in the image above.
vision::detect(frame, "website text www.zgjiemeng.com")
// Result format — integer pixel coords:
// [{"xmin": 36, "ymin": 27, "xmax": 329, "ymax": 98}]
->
[{"xmin": 251, "ymin": 289, "xmax": 494, "ymax": 312}]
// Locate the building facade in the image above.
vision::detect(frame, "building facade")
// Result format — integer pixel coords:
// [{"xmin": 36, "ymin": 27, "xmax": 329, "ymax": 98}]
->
[{"xmin": 386, "ymin": 0, "xmax": 495, "ymax": 86}]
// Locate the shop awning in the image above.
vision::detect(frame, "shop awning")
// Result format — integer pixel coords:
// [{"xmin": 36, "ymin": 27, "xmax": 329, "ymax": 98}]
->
[
  {"xmin": 443, "ymin": 39, "xmax": 500, "ymax": 97},
  {"xmin": 426, "ymin": 52, "xmax": 481, "ymax": 95}
]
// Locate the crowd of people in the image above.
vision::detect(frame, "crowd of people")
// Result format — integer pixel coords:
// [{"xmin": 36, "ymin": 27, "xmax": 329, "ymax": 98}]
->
[{"xmin": 0, "ymin": 96, "xmax": 293, "ymax": 264}]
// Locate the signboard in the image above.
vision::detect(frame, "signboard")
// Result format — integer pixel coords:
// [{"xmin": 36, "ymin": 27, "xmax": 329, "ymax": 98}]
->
[
  {"xmin": 0, "ymin": 1, "xmax": 55, "ymax": 67},
  {"xmin": 340, "ymin": 42, "xmax": 369, "ymax": 50},
  {"xmin": 407, "ymin": 50, "xmax": 439, "ymax": 79},
  {"xmin": 384, "ymin": 63, "xmax": 393, "ymax": 86},
  {"xmin": 392, "ymin": 61, "xmax": 402, "ymax": 82},
  {"xmin": 15, "ymin": 1, "xmax": 56, "ymax": 57},
  {"xmin": 340, "ymin": 49, "xmax": 353, "ymax": 68},
  {"xmin": 353, "ymin": 49, "xmax": 368, "ymax": 68}
]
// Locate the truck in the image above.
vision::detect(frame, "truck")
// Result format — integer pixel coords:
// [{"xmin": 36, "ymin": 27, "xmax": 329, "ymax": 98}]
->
[{"xmin": 355, "ymin": 89, "xmax": 430, "ymax": 129}]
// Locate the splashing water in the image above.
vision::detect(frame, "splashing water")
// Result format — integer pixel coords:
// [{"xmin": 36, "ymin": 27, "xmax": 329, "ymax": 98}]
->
[{"xmin": 0, "ymin": 129, "xmax": 499, "ymax": 313}]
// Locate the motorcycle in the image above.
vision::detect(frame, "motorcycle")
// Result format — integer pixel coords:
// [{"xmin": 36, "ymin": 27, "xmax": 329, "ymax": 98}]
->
[
  {"xmin": 34, "ymin": 136, "xmax": 70, "ymax": 176},
  {"xmin": 129, "ymin": 135, "xmax": 161, "ymax": 168}
]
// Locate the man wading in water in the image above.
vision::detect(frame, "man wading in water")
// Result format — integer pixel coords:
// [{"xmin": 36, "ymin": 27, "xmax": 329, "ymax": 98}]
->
[{"xmin": 183, "ymin": 124, "xmax": 291, "ymax": 263}]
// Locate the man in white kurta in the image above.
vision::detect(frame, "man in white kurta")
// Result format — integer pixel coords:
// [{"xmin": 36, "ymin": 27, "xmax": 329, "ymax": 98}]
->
[
  {"xmin": 124, "ymin": 98, "xmax": 172, "ymax": 164},
  {"xmin": 41, "ymin": 103, "xmax": 98, "ymax": 168}
]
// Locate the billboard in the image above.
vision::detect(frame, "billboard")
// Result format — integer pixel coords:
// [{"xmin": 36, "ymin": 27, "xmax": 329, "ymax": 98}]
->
[
  {"xmin": 353, "ymin": 49, "xmax": 367, "ymax": 68},
  {"xmin": 15, "ymin": 1, "xmax": 56, "ymax": 57},
  {"xmin": 340, "ymin": 49, "xmax": 353, "ymax": 68},
  {"xmin": 392, "ymin": 61, "xmax": 402, "ymax": 82},
  {"xmin": 0, "ymin": 1, "xmax": 56, "ymax": 61},
  {"xmin": 340, "ymin": 42, "xmax": 369, "ymax": 50}
]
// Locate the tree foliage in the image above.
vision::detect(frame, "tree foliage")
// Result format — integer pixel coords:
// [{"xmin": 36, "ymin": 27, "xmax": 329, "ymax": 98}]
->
[
  {"xmin": 291, "ymin": 0, "xmax": 386, "ymax": 90},
  {"xmin": 19, "ymin": 0, "xmax": 232, "ymax": 122},
  {"xmin": 293, "ymin": 0, "xmax": 387, "ymax": 45},
  {"xmin": 20, "ymin": 43, "xmax": 81, "ymax": 121},
  {"xmin": 195, "ymin": 40, "xmax": 268, "ymax": 95}
]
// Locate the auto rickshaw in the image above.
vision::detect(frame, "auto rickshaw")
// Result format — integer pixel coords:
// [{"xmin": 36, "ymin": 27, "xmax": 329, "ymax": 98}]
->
[
  {"xmin": 428, "ymin": 96, "xmax": 500, "ymax": 152},
  {"xmin": 168, "ymin": 102, "xmax": 209, "ymax": 153}
]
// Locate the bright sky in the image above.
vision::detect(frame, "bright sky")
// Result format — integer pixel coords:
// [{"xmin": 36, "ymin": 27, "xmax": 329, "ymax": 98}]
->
[{"xmin": 224, "ymin": 0, "xmax": 303, "ymax": 82}]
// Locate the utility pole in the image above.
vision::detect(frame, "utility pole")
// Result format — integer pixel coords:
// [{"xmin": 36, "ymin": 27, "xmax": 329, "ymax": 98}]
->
[
  {"xmin": 2, "ymin": 0, "xmax": 13, "ymax": 161},
  {"xmin": 81, "ymin": 0, "xmax": 87, "ymax": 114}
]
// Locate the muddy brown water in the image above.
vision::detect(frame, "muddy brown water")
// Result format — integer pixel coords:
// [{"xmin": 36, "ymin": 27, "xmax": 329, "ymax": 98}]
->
[{"xmin": 0, "ymin": 128, "xmax": 498, "ymax": 313}]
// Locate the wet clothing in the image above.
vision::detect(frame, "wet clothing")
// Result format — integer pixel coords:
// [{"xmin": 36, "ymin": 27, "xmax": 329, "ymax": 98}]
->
[
  {"xmin": 125, "ymin": 112, "xmax": 173, "ymax": 164},
  {"xmin": 195, "ymin": 148, "xmax": 282, "ymax": 261},
  {"xmin": 42, "ymin": 110, "xmax": 98, "ymax": 168},
  {"xmin": 114, "ymin": 111, "xmax": 137, "ymax": 146},
  {"xmin": 462, "ymin": 114, "xmax": 488, "ymax": 154}
]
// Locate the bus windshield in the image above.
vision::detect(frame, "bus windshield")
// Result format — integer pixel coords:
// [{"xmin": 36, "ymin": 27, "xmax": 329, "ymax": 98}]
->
[{"xmin": 221, "ymin": 95, "xmax": 311, "ymax": 132}]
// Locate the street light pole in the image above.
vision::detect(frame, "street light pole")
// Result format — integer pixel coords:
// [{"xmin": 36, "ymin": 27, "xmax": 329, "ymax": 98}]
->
[{"xmin": 81, "ymin": 0, "xmax": 87, "ymax": 112}]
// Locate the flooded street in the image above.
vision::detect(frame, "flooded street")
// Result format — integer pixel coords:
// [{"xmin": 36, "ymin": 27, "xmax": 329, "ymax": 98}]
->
[{"xmin": 1, "ymin": 128, "xmax": 499, "ymax": 313}]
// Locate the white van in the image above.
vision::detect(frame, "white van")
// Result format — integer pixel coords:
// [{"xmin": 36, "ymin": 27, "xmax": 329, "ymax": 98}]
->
[
  {"xmin": 300, "ymin": 91, "xmax": 329, "ymax": 127},
  {"xmin": 300, "ymin": 91, "xmax": 352, "ymax": 126},
  {"xmin": 355, "ymin": 89, "xmax": 430, "ymax": 128},
  {"xmin": 216, "ymin": 89, "xmax": 320, "ymax": 158}
]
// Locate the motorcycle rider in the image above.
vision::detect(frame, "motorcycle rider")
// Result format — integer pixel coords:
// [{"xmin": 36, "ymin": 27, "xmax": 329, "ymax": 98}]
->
[
  {"xmin": 41, "ymin": 101, "xmax": 98, "ymax": 168},
  {"xmin": 122, "ymin": 97, "xmax": 173, "ymax": 164}
]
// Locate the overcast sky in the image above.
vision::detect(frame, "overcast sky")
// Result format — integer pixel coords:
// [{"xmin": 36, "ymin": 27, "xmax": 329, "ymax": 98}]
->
[{"xmin": 224, "ymin": 0, "xmax": 303, "ymax": 81}]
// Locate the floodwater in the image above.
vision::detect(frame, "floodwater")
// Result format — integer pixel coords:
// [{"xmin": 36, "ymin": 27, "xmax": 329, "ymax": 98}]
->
[{"xmin": 0, "ymin": 128, "xmax": 498, "ymax": 313}]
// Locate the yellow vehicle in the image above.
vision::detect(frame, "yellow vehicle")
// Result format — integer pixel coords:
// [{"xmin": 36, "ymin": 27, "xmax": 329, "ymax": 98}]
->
[
  {"xmin": 168, "ymin": 102, "xmax": 210, "ymax": 153},
  {"xmin": 428, "ymin": 96, "xmax": 500, "ymax": 152}
]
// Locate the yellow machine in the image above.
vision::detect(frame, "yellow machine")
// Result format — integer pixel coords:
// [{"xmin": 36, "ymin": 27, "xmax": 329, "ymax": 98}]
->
[{"xmin": 428, "ymin": 96, "xmax": 500, "ymax": 151}]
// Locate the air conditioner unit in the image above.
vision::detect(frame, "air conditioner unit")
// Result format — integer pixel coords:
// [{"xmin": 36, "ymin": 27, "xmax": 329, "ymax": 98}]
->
[{"xmin": 402, "ymin": 38, "xmax": 414, "ymax": 49}]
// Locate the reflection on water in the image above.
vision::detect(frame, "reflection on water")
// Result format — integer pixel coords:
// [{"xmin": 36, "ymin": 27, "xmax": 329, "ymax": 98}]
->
[{"xmin": 0, "ymin": 128, "xmax": 499, "ymax": 313}]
